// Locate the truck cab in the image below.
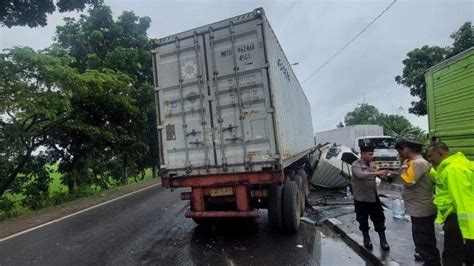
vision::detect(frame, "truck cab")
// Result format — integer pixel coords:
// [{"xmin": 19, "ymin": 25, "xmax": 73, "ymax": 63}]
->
[{"xmin": 355, "ymin": 136, "xmax": 400, "ymax": 170}]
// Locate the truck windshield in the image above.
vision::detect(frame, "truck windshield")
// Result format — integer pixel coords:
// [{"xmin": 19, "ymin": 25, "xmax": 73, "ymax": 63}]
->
[{"xmin": 364, "ymin": 138, "xmax": 396, "ymax": 149}]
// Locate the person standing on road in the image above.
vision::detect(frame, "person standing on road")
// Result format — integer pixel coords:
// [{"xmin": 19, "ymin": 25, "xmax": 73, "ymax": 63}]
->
[
  {"xmin": 427, "ymin": 142, "xmax": 474, "ymax": 266},
  {"xmin": 397, "ymin": 139, "xmax": 440, "ymax": 265},
  {"xmin": 351, "ymin": 145, "xmax": 390, "ymax": 251}
]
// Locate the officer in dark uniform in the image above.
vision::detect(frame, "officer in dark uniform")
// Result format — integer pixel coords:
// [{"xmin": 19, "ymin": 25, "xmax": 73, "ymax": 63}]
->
[{"xmin": 351, "ymin": 145, "xmax": 390, "ymax": 251}]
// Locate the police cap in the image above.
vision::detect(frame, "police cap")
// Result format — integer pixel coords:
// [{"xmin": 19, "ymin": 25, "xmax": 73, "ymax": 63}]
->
[{"xmin": 404, "ymin": 139, "xmax": 423, "ymax": 152}]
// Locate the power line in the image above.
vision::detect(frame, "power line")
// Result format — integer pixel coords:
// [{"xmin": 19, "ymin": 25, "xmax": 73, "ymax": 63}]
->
[{"xmin": 302, "ymin": 0, "xmax": 397, "ymax": 84}]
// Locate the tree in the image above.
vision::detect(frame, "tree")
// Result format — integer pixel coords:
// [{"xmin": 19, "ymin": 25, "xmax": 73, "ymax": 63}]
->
[
  {"xmin": 0, "ymin": 46, "xmax": 76, "ymax": 197},
  {"xmin": 0, "ymin": 0, "xmax": 101, "ymax": 28},
  {"xmin": 395, "ymin": 22, "xmax": 473, "ymax": 116},
  {"xmin": 448, "ymin": 22, "xmax": 473, "ymax": 57},
  {"xmin": 395, "ymin": 46, "xmax": 447, "ymax": 116},
  {"xmin": 336, "ymin": 122, "xmax": 344, "ymax": 128},
  {"xmin": 344, "ymin": 104, "xmax": 380, "ymax": 126},
  {"xmin": 376, "ymin": 113, "xmax": 424, "ymax": 141},
  {"xmin": 341, "ymin": 104, "xmax": 425, "ymax": 141},
  {"xmin": 54, "ymin": 4, "xmax": 155, "ymax": 186}
]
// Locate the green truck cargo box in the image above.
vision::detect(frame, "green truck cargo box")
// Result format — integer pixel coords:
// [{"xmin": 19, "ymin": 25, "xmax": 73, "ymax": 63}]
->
[{"xmin": 425, "ymin": 47, "xmax": 474, "ymax": 160}]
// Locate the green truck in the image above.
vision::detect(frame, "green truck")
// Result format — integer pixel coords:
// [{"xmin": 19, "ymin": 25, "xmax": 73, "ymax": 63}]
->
[{"xmin": 425, "ymin": 47, "xmax": 474, "ymax": 160}]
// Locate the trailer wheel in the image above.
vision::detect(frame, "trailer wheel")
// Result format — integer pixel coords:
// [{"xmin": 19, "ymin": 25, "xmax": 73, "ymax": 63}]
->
[
  {"xmin": 268, "ymin": 183, "xmax": 284, "ymax": 232},
  {"xmin": 282, "ymin": 180, "xmax": 301, "ymax": 233},
  {"xmin": 293, "ymin": 175, "xmax": 305, "ymax": 216},
  {"xmin": 296, "ymin": 169, "xmax": 309, "ymax": 207}
]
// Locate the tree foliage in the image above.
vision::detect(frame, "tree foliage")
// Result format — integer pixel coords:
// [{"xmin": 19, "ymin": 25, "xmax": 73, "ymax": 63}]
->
[
  {"xmin": 0, "ymin": 0, "xmax": 101, "ymax": 28},
  {"xmin": 1, "ymin": 4, "xmax": 159, "ymax": 215},
  {"xmin": 344, "ymin": 104, "xmax": 380, "ymax": 126},
  {"xmin": 395, "ymin": 22, "xmax": 473, "ymax": 116},
  {"xmin": 0, "ymin": 44, "xmax": 150, "ymax": 199},
  {"xmin": 342, "ymin": 104, "xmax": 424, "ymax": 141},
  {"xmin": 0, "ymin": 46, "xmax": 76, "ymax": 197},
  {"xmin": 52, "ymin": 5, "xmax": 156, "ymax": 188}
]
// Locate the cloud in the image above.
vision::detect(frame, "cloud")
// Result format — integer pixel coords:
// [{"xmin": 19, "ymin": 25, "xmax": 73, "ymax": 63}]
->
[{"xmin": 1, "ymin": 0, "xmax": 471, "ymax": 133}]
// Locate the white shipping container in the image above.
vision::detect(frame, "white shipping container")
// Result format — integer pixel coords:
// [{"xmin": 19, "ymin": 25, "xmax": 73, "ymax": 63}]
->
[
  {"xmin": 151, "ymin": 8, "xmax": 314, "ymax": 177},
  {"xmin": 314, "ymin": 125, "xmax": 384, "ymax": 150}
]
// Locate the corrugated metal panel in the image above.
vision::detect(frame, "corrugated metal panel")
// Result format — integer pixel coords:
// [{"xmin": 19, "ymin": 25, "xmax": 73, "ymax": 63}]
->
[
  {"xmin": 426, "ymin": 48, "xmax": 474, "ymax": 160},
  {"xmin": 262, "ymin": 13, "xmax": 314, "ymax": 161},
  {"xmin": 314, "ymin": 125, "xmax": 383, "ymax": 150},
  {"xmin": 152, "ymin": 33, "xmax": 213, "ymax": 172},
  {"xmin": 203, "ymin": 11, "xmax": 277, "ymax": 172},
  {"xmin": 151, "ymin": 8, "xmax": 314, "ymax": 176}
]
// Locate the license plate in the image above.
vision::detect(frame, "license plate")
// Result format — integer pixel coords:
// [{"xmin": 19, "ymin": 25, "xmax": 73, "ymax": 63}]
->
[{"xmin": 210, "ymin": 187, "xmax": 234, "ymax": 197}]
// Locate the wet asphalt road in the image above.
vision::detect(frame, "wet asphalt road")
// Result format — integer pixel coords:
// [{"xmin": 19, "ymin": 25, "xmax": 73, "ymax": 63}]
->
[{"xmin": 0, "ymin": 185, "xmax": 364, "ymax": 265}]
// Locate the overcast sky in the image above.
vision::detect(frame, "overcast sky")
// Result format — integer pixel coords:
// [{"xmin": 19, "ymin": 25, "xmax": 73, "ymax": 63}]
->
[{"xmin": 1, "ymin": 0, "xmax": 472, "ymax": 133}]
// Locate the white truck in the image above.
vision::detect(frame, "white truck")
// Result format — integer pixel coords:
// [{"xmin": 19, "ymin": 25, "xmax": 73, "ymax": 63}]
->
[
  {"xmin": 314, "ymin": 125, "xmax": 400, "ymax": 170},
  {"xmin": 354, "ymin": 135, "xmax": 400, "ymax": 170}
]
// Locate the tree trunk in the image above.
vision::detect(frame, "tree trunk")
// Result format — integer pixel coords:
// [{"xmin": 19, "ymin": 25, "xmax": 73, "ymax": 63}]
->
[
  {"xmin": 152, "ymin": 165, "xmax": 158, "ymax": 179},
  {"xmin": 0, "ymin": 149, "xmax": 32, "ymax": 197},
  {"xmin": 122, "ymin": 156, "xmax": 128, "ymax": 185}
]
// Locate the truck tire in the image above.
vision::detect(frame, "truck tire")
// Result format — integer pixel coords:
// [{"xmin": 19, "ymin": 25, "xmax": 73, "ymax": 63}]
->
[
  {"xmin": 282, "ymin": 180, "xmax": 301, "ymax": 233},
  {"xmin": 296, "ymin": 169, "xmax": 309, "ymax": 207},
  {"xmin": 293, "ymin": 175, "xmax": 305, "ymax": 216},
  {"xmin": 268, "ymin": 183, "xmax": 284, "ymax": 232}
]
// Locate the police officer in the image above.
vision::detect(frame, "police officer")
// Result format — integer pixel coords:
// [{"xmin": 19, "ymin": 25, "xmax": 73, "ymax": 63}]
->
[
  {"xmin": 351, "ymin": 145, "xmax": 390, "ymax": 251},
  {"xmin": 398, "ymin": 139, "xmax": 440, "ymax": 265},
  {"xmin": 427, "ymin": 142, "xmax": 474, "ymax": 266}
]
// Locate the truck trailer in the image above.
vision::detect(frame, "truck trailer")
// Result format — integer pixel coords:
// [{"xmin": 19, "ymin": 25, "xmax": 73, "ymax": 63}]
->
[
  {"xmin": 150, "ymin": 8, "xmax": 315, "ymax": 232},
  {"xmin": 425, "ymin": 47, "xmax": 474, "ymax": 160}
]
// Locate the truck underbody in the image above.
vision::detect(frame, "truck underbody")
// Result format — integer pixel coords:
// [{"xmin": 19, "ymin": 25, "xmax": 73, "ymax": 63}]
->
[{"xmin": 161, "ymin": 150, "xmax": 315, "ymax": 233}]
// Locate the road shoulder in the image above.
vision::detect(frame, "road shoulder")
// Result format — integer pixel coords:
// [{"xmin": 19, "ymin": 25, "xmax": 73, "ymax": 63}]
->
[{"xmin": 0, "ymin": 178, "xmax": 161, "ymax": 239}]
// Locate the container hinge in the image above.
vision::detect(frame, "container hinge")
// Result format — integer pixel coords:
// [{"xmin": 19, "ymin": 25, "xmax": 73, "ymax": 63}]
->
[
  {"xmin": 267, "ymin": 108, "xmax": 275, "ymax": 113},
  {"xmin": 223, "ymin": 125, "xmax": 239, "ymax": 132},
  {"xmin": 154, "ymin": 86, "xmax": 162, "ymax": 92},
  {"xmin": 273, "ymin": 154, "xmax": 281, "ymax": 159},
  {"xmin": 189, "ymin": 141, "xmax": 204, "ymax": 146},
  {"xmin": 157, "ymin": 124, "xmax": 166, "ymax": 130},
  {"xmin": 262, "ymin": 63, "xmax": 269, "ymax": 68},
  {"xmin": 186, "ymin": 129, "xmax": 201, "ymax": 137},
  {"xmin": 225, "ymin": 137, "xmax": 242, "ymax": 143},
  {"xmin": 160, "ymin": 164, "xmax": 168, "ymax": 169},
  {"xmin": 150, "ymin": 48, "xmax": 159, "ymax": 54}
]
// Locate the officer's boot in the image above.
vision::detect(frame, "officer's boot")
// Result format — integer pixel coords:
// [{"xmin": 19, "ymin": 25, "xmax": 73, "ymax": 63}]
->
[
  {"xmin": 378, "ymin": 231, "xmax": 390, "ymax": 251},
  {"xmin": 362, "ymin": 231, "xmax": 373, "ymax": 249}
]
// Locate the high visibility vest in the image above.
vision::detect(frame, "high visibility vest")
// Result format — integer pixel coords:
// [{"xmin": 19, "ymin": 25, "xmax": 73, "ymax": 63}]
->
[{"xmin": 433, "ymin": 152, "xmax": 474, "ymax": 239}]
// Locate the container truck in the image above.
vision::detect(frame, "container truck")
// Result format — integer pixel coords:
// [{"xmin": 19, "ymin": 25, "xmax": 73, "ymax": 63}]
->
[
  {"xmin": 425, "ymin": 47, "xmax": 474, "ymax": 160},
  {"xmin": 314, "ymin": 125, "xmax": 400, "ymax": 170},
  {"xmin": 150, "ymin": 8, "xmax": 315, "ymax": 232}
]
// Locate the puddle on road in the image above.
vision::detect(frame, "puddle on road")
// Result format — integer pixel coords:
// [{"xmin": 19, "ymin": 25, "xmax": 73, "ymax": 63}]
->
[
  {"xmin": 301, "ymin": 223, "xmax": 365, "ymax": 265},
  {"xmin": 183, "ymin": 213, "xmax": 365, "ymax": 265}
]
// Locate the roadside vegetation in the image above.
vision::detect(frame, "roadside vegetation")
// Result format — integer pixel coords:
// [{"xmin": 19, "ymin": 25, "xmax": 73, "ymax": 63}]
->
[{"xmin": 1, "ymin": 2, "xmax": 159, "ymax": 220}]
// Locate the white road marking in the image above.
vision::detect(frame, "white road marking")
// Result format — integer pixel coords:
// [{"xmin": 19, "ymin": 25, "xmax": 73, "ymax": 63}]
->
[{"xmin": 0, "ymin": 182, "xmax": 161, "ymax": 242}]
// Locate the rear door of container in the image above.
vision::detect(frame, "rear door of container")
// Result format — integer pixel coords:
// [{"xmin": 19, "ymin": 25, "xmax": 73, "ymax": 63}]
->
[
  {"xmin": 153, "ymin": 34, "xmax": 214, "ymax": 172},
  {"xmin": 203, "ymin": 17, "xmax": 278, "ymax": 170}
]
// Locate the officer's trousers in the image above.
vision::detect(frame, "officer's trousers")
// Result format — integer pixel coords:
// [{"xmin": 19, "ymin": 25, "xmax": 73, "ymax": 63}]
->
[
  {"xmin": 443, "ymin": 214, "xmax": 474, "ymax": 266},
  {"xmin": 411, "ymin": 214, "xmax": 440, "ymax": 265},
  {"xmin": 354, "ymin": 198, "xmax": 385, "ymax": 232}
]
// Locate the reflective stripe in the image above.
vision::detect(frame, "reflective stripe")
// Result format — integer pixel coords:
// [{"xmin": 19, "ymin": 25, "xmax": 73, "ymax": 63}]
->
[{"xmin": 458, "ymin": 213, "xmax": 474, "ymax": 220}]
